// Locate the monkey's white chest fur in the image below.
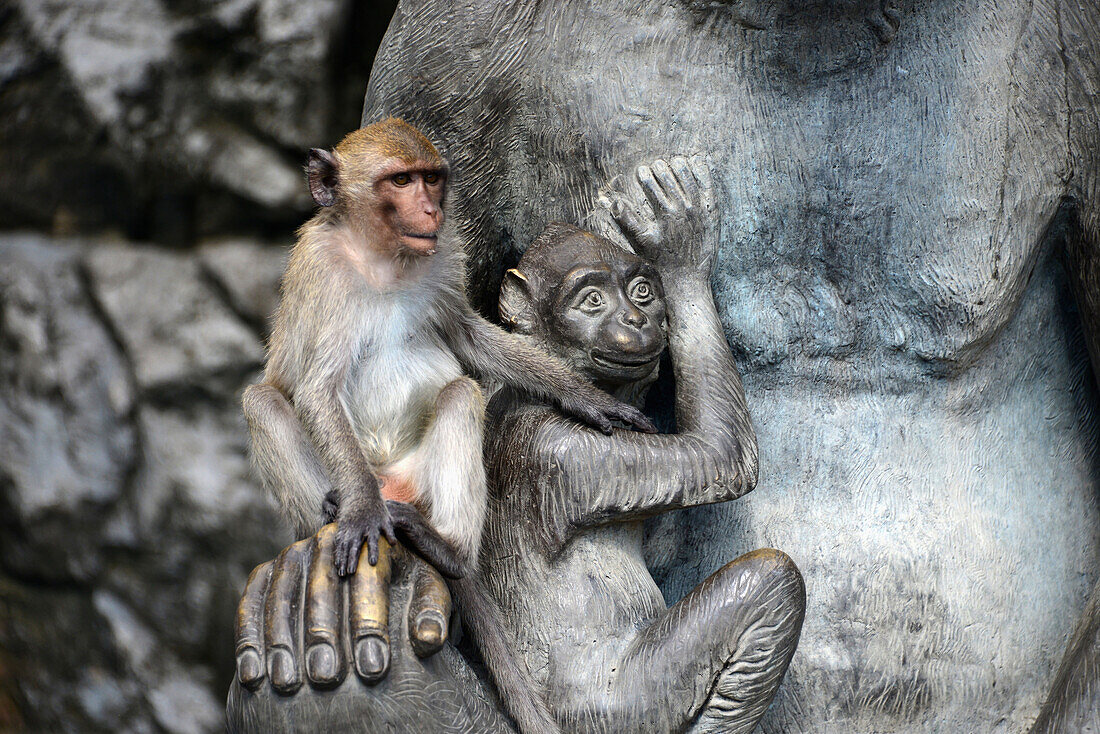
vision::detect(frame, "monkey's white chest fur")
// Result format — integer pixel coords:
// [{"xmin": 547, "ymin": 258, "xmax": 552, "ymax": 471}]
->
[{"xmin": 343, "ymin": 287, "xmax": 462, "ymax": 469}]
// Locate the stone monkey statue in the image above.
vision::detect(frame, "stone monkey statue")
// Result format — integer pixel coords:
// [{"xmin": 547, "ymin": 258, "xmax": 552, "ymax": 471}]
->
[
  {"xmin": 226, "ymin": 157, "xmax": 805, "ymax": 733},
  {"xmin": 357, "ymin": 2, "xmax": 1100, "ymax": 730},
  {"xmin": 478, "ymin": 156, "xmax": 805, "ymax": 732}
]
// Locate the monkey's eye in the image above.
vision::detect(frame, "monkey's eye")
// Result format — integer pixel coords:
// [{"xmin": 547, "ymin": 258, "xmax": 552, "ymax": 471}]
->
[
  {"xmin": 392, "ymin": 172, "xmax": 411, "ymax": 186},
  {"xmin": 424, "ymin": 172, "xmax": 440, "ymax": 185},
  {"xmin": 574, "ymin": 289, "xmax": 605, "ymax": 313},
  {"xmin": 630, "ymin": 279, "xmax": 654, "ymax": 304}
]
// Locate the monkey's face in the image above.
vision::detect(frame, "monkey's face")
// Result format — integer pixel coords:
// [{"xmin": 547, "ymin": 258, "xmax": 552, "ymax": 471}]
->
[
  {"xmin": 372, "ymin": 161, "xmax": 447, "ymax": 256},
  {"xmin": 545, "ymin": 254, "xmax": 668, "ymax": 387},
  {"xmin": 306, "ymin": 119, "xmax": 449, "ymax": 258}
]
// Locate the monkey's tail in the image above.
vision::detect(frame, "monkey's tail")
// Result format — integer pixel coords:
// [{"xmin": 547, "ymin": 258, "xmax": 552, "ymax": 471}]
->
[{"xmin": 448, "ymin": 577, "xmax": 562, "ymax": 734}]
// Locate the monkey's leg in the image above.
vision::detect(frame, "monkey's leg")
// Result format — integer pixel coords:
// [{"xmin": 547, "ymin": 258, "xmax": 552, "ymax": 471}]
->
[
  {"xmin": 242, "ymin": 383, "xmax": 333, "ymax": 538},
  {"xmin": 411, "ymin": 377, "xmax": 487, "ymax": 568},
  {"xmin": 601, "ymin": 549, "xmax": 805, "ymax": 734}
]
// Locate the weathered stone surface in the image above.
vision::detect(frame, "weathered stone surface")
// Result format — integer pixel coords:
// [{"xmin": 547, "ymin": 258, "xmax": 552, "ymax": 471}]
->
[
  {"xmin": 0, "ymin": 0, "xmax": 384, "ymax": 237},
  {"xmin": 198, "ymin": 239, "xmax": 287, "ymax": 330},
  {"xmin": 0, "ymin": 234, "xmax": 290, "ymax": 732},
  {"xmin": 84, "ymin": 243, "xmax": 263, "ymax": 392},
  {"xmin": 0, "ymin": 234, "xmax": 135, "ymax": 582}
]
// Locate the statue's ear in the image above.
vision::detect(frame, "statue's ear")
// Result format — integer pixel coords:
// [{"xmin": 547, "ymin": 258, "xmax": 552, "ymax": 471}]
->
[
  {"xmin": 499, "ymin": 269, "xmax": 537, "ymax": 333},
  {"xmin": 306, "ymin": 148, "xmax": 338, "ymax": 207}
]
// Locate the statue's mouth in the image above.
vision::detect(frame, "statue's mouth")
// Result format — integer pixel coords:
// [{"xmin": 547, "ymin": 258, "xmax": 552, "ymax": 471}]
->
[{"xmin": 590, "ymin": 350, "xmax": 662, "ymax": 370}]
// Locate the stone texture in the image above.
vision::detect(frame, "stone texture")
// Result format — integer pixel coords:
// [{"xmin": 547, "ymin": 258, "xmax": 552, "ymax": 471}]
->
[
  {"xmin": 84, "ymin": 244, "xmax": 263, "ymax": 392},
  {"xmin": 198, "ymin": 239, "xmax": 287, "ymax": 330},
  {"xmin": 0, "ymin": 234, "xmax": 292, "ymax": 733},
  {"xmin": 0, "ymin": 0, "xmax": 387, "ymax": 238}
]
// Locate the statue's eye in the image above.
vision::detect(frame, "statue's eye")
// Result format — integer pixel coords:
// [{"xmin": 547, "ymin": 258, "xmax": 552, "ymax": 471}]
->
[
  {"xmin": 579, "ymin": 290, "xmax": 604, "ymax": 311},
  {"xmin": 424, "ymin": 172, "xmax": 440, "ymax": 184},
  {"xmin": 630, "ymin": 280, "xmax": 653, "ymax": 304},
  {"xmin": 393, "ymin": 172, "xmax": 411, "ymax": 186}
]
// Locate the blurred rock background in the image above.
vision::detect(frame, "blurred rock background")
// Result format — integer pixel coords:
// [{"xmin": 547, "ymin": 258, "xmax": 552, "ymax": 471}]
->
[{"xmin": 0, "ymin": 1, "xmax": 397, "ymax": 730}]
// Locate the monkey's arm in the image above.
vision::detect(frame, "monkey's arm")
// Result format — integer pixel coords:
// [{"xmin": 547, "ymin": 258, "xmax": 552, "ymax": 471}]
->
[
  {"xmin": 448, "ymin": 308, "xmax": 656, "ymax": 434},
  {"xmin": 502, "ymin": 271, "xmax": 756, "ymax": 549},
  {"xmin": 273, "ymin": 250, "xmax": 395, "ymax": 575},
  {"xmin": 294, "ymin": 375, "xmax": 394, "ymax": 574}
]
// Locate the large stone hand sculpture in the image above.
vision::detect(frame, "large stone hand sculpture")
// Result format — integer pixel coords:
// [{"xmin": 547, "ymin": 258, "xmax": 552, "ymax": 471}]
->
[{"xmin": 226, "ymin": 524, "xmax": 513, "ymax": 734}]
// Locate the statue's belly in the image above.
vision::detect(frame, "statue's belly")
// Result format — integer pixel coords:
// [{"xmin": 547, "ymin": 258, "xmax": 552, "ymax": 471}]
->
[{"xmin": 661, "ymin": 258, "xmax": 1100, "ymax": 732}]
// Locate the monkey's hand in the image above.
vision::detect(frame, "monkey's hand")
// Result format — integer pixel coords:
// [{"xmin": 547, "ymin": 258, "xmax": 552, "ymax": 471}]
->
[
  {"xmin": 334, "ymin": 487, "xmax": 397, "ymax": 577},
  {"xmin": 602, "ymin": 155, "xmax": 718, "ymax": 277},
  {"xmin": 559, "ymin": 388, "xmax": 657, "ymax": 435}
]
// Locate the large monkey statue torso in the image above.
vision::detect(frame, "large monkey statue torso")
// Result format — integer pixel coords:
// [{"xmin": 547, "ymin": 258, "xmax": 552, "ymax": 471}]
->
[{"xmin": 364, "ymin": 2, "xmax": 1100, "ymax": 731}]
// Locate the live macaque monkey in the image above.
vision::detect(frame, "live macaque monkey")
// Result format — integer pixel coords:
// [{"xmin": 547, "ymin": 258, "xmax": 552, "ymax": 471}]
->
[{"xmin": 242, "ymin": 118, "xmax": 654, "ymax": 734}]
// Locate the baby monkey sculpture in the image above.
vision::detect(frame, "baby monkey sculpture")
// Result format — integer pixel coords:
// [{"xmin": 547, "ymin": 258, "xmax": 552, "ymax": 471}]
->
[
  {"xmin": 229, "ymin": 155, "xmax": 806, "ymax": 734},
  {"xmin": 476, "ymin": 158, "xmax": 805, "ymax": 732}
]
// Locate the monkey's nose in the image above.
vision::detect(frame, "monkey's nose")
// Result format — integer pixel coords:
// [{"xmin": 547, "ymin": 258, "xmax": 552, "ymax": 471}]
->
[{"xmin": 619, "ymin": 308, "xmax": 648, "ymax": 328}]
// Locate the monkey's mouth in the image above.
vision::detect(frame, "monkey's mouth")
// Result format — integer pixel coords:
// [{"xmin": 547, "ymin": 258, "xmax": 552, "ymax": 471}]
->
[{"xmin": 401, "ymin": 232, "xmax": 439, "ymax": 255}]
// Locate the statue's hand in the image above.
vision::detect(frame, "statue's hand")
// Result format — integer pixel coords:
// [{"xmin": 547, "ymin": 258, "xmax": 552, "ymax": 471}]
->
[
  {"xmin": 227, "ymin": 524, "xmax": 515, "ymax": 733},
  {"xmin": 234, "ymin": 524, "xmax": 450, "ymax": 694},
  {"xmin": 603, "ymin": 155, "xmax": 718, "ymax": 276}
]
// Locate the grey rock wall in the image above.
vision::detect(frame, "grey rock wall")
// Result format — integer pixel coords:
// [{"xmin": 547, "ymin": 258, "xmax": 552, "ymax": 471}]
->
[{"xmin": 0, "ymin": 1, "xmax": 398, "ymax": 730}]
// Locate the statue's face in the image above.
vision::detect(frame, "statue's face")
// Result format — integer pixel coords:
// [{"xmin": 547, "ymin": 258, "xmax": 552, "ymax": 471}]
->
[{"xmin": 543, "ymin": 250, "xmax": 668, "ymax": 387}]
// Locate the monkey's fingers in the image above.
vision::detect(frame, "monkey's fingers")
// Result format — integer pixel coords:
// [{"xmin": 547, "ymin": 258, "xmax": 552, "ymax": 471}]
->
[
  {"xmin": 408, "ymin": 563, "xmax": 453, "ymax": 658},
  {"xmin": 304, "ymin": 524, "xmax": 347, "ymax": 689},
  {"xmin": 670, "ymin": 156, "xmax": 699, "ymax": 204},
  {"xmin": 611, "ymin": 403, "xmax": 658, "ymax": 434},
  {"xmin": 349, "ymin": 537, "xmax": 394, "ymax": 683},
  {"xmin": 264, "ymin": 538, "xmax": 311, "ymax": 694},
  {"xmin": 333, "ymin": 523, "xmax": 365, "ymax": 578},
  {"xmin": 235, "ymin": 560, "xmax": 273, "ymax": 690},
  {"xmin": 651, "ymin": 159, "xmax": 690, "ymax": 210}
]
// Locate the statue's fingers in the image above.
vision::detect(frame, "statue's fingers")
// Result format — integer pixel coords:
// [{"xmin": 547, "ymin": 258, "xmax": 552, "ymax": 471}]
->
[
  {"xmin": 408, "ymin": 562, "xmax": 453, "ymax": 658},
  {"xmin": 652, "ymin": 159, "xmax": 689, "ymax": 209},
  {"xmin": 688, "ymin": 154, "xmax": 717, "ymax": 211},
  {"xmin": 605, "ymin": 192, "xmax": 655, "ymax": 246},
  {"xmin": 235, "ymin": 560, "xmax": 273, "ymax": 690},
  {"xmin": 670, "ymin": 156, "xmax": 698, "ymax": 203},
  {"xmin": 304, "ymin": 524, "xmax": 346, "ymax": 688},
  {"xmin": 637, "ymin": 164, "xmax": 674, "ymax": 215},
  {"xmin": 349, "ymin": 537, "xmax": 394, "ymax": 683},
  {"xmin": 264, "ymin": 538, "xmax": 311, "ymax": 694}
]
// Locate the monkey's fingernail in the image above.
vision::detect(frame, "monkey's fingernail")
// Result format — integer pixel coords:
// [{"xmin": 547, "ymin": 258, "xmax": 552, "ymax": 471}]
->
[
  {"xmin": 236, "ymin": 649, "xmax": 263, "ymax": 688},
  {"xmin": 355, "ymin": 635, "xmax": 390, "ymax": 683},
  {"xmin": 269, "ymin": 648, "xmax": 301, "ymax": 693},
  {"xmin": 306, "ymin": 643, "xmax": 339, "ymax": 685}
]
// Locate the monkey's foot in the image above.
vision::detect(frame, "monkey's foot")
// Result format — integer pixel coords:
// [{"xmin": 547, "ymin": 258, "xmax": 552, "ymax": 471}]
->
[{"xmin": 333, "ymin": 505, "xmax": 397, "ymax": 576}]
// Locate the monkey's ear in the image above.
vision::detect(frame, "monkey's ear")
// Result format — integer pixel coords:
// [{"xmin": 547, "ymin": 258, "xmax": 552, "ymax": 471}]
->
[
  {"xmin": 306, "ymin": 148, "xmax": 339, "ymax": 207},
  {"xmin": 499, "ymin": 269, "xmax": 537, "ymax": 333}
]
